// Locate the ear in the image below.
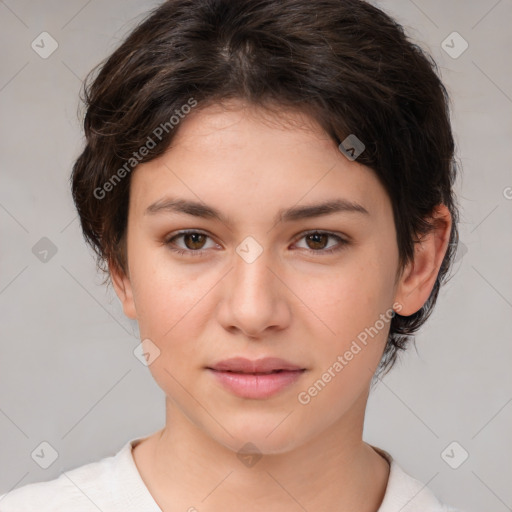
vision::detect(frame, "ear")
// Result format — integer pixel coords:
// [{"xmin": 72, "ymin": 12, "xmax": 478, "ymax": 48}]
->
[
  {"xmin": 110, "ymin": 260, "xmax": 137, "ymax": 320},
  {"xmin": 394, "ymin": 204, "xmax": 452, "ymax": 316}
]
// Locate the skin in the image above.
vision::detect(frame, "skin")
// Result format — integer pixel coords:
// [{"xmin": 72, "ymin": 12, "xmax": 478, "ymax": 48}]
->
[{"xmin": 111, "ymin": 99, "xmax": 452, "ymax": 512}]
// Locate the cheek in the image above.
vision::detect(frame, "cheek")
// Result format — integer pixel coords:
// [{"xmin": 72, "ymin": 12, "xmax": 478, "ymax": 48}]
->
[
  {"xmin": 129, "ymin": 262, "xmax": 207, "ymax": 390},
  {"xmin": 294, "ymin": 251, "xmax": 396, "ymax": 362},
  {"xmin": 294, "ymin": 264, "xmax": 395, "ymax": 414},
  {"xmin": 128, "ymin": 247, "xmax": 231, "ymax": 379},
  {"xmin": 128, "ymin": 246, "xmax": 202, "ymax": 341}
]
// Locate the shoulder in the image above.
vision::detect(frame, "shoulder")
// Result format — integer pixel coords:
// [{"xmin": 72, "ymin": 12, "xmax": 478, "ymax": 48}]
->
[
  {"xmin": 375, "ymin": 447, "xmax": 464, "ymax": 512},
  {"xmin": 0, "ymin": 438, "xmax": 143, "ymax": 512},
  {"xmin": 0, "ymin": 459, "xmax": 114, "ymax": 511}
]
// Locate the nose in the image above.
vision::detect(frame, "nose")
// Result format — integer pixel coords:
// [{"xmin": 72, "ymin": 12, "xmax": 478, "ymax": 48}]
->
[{"xmin": 216, "ymin": 241, "xmax": 291, "ymax": 339}]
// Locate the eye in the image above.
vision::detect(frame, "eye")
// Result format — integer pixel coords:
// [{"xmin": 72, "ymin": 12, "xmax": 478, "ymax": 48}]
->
[
  {"xmin": 293, "ymin": 230, "xmax": 349, "ymax": 255},
  {"xmin": 164, "ymin": 230, "xmax": 218, "ymax": 257}
]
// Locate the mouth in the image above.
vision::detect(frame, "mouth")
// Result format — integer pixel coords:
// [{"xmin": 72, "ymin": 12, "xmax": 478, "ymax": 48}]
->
[
  {"xmin": 209, "ymin": 369, "xmax": 304, "ymax": 375},
  {"xmin": 205, "ymin": 358, "xmax": 307, "ymax": 399},
  {"xmin": 206, "ymin": 356, "xmax": 306, "ymax": 374}
]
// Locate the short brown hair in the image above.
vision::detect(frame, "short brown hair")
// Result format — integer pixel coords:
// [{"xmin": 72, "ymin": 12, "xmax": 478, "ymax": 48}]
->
[{"xmin": 70, "ymin": 0, "xmax": 460, "ymax": 375}]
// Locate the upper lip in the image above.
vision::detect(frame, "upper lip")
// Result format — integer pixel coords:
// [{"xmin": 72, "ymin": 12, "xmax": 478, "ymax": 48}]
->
[{"xmin": 207, "ymin": 357, "xmax": 305, "ymax": 373}]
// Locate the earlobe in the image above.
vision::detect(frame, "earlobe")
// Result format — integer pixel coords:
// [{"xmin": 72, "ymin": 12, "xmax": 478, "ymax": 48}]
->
[
  {"xmin": 394, "ymin": 205, "xmax": 452, "ymax": 316},
  {"xmin": 110, "ymin": 261, "xmax": 137, "ymax": 320}
]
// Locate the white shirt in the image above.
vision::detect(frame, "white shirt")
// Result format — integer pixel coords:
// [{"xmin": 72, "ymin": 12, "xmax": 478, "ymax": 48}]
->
[{"xmin": 0, "ymin": 437, "xmax": 462, "ymax": 511}]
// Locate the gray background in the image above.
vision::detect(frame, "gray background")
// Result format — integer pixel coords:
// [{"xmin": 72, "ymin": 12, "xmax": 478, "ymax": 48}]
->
[{"xmin": 0, "ymin": 1, "xmax": 511, "ymax": 510}]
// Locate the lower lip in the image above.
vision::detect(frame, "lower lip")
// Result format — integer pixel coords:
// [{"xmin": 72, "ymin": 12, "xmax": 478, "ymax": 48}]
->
[{"xmin": 207, "ymin": 369, "xmax": 305, "ymax": 399}]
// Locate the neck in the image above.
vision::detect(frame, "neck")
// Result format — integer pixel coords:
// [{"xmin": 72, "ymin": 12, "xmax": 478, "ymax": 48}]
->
[{"xmin": 133, "ymin": 395, "xmax": 389, "ymax": 512}]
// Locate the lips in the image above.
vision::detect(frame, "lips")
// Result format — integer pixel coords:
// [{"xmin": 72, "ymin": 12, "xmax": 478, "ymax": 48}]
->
[
  {"xmin": 207, "ymin": 357, "xmax": 305, "ymax": 374},
  {"xmin": 206, "ymin": 357, "xmax": 306, "ymax": 399}
]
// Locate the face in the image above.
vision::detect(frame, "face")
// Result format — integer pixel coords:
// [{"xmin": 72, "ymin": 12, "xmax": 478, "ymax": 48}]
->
[{"xmin": 112, "ymin": 100, "xmax": 426, "ymax": 455}]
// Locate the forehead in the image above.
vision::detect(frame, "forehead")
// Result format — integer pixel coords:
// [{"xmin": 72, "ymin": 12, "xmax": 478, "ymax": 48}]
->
[
  {"xmin": 169, "ymin": 100, "xmax": 333, "ymax": 149},
  {"xmin": 129, "ymin": 101, "xmax": 390, "ymax": 222}
]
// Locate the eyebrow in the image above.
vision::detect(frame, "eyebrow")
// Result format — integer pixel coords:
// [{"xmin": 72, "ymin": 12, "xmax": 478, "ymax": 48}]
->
[{"xmin": 144, "ymin": 197, "xmax": 369, "ymax": 224}]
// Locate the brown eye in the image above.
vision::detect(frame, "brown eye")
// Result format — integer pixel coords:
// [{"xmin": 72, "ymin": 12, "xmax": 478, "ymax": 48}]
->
[
  {"xmin": 182, "ymin": 232, "xmax": 208, "ymax": 250},
  {"xmin": 294, "ymin": 231, "xmax": 349, "ymax": 255},
  {"xmin": 164, "ymin": 230, "xmax": 217, "ymax": 257},
  {"xmin": 305, "ymin": 232, "xmax": 330, "ymax": 250}
]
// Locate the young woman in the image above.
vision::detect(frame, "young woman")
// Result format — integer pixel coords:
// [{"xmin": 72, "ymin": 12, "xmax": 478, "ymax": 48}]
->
[{"xmin": 0, "ymin": 0, "xmax": 462, "ymax": 510}]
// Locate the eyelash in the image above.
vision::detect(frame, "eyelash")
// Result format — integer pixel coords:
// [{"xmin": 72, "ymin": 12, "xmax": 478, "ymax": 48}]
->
[{"xmin": 164, "ymin": 230, "xmax": 349, "ymax": 257}]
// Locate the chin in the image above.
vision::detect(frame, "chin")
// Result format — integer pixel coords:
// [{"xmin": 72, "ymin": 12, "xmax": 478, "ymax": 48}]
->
[{"xmin": 209, "ymin": 421, "xmax": 305, "ymax": 457}]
